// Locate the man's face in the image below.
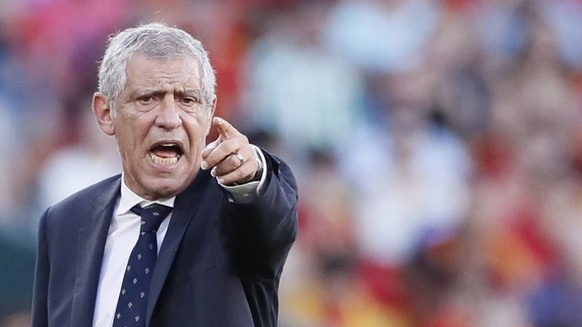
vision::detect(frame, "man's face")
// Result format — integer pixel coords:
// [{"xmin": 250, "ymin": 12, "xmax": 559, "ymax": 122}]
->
[{"xmin": 94, "ymin": 54, "xmax": 215, "ymax": 200}]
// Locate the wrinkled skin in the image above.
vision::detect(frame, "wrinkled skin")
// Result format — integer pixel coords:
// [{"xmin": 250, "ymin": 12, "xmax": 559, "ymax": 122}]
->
[{"xmin": 93, "ymin": 54, "xmax": 258, "ymax": 200}]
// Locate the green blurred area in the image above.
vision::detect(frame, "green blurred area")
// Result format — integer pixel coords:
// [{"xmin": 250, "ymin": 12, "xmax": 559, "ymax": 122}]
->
[{"xmin": 0, "ymin": 231, "xmax": 35, "ymax": 321}]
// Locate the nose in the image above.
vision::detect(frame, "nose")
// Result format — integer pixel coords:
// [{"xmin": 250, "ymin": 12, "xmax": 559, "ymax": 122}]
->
[{"xmin": 155, "ymin": 95, "xmax": 182, "ymax": 129}]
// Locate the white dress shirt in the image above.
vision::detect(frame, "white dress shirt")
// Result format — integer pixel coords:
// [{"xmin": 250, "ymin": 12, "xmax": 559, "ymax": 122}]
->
[{"xmin": 92, "ymin": 147, "xmax": 267, "ymax": 327}]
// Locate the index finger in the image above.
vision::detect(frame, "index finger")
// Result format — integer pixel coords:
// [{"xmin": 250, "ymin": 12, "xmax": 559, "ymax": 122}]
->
[{"xmin": 214, "ymin": 117, "xmax": 240, "ymax": 140}]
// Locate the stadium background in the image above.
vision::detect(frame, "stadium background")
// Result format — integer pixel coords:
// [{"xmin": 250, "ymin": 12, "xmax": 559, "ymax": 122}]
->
[{"xmin": 2, "ymin": 0, "xmax": 582, "ymax": 326}]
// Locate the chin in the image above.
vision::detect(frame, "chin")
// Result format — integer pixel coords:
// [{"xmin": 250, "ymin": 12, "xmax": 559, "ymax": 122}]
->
[
  {"xmin": 146, "ymin": 184, "xmax": 184, "ymax": 199},
  {"xmin": 155, "ymin": 172, "xmax": 198, "ymax": 197},
  {"xmin": 133, "ymin": 177, "xmax": 184, "ymax": 200}
]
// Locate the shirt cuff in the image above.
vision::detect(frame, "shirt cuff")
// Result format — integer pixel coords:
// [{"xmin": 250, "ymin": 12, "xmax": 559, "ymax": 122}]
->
[{"xmin": 219, "ymin": 145, "xmax": 267, "ymax": 204}]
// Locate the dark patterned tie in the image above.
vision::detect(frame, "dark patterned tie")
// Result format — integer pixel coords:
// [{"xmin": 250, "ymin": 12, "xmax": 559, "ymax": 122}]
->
[{"xmin": 112, "ymin": 203, "xmax": 172, "ymax": 327}]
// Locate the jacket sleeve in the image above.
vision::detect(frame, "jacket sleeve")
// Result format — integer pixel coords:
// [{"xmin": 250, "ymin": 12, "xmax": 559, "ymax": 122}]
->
[{"xmin": 223, "ymin": 150, "xmax": 299, "ymax": 280}]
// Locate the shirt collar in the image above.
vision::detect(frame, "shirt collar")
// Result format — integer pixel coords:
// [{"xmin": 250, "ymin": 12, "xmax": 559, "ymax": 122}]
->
[{"xmin": 117, "ymin": 174, "xmax": 176, "ymax": 216}]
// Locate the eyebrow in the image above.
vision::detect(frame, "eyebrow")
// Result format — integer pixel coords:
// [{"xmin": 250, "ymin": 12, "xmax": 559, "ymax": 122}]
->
[{"xmin": 132, "ymin": 88, "xmax": 202, "ymax": 98}]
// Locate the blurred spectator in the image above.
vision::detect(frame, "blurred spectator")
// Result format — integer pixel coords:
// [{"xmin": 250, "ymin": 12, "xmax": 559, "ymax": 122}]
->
[
  {"xmin": 35, "ymin": 105, "xmax": 120, "ymax": 211},
  {"xmin": 323, "ymin": 0, "xmax": 441, "ymax": 74},
  {"xmin": 240, "ymin": 1, "xmax": 367, "ymax": 155},
  {"xmin": 539, "ymin": 0, "xmax": 582, "ymax": 69},
  {"xmin": 2, "ymin": 0, "xmax": 582, "ymax": 325},
  {"xmin": 466, "ymin": 1, "xmax": 582, "ymax": 325},
  {"xmin": 0, "ymin": 99, "xmax": 20, "ymax": 225},
  {"xmin": 339, "ymin": 64, "xmax": 472, "ymax": 268}
]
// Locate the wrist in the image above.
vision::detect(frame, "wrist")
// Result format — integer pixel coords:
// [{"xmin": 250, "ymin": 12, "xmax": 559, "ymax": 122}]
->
[{"xmin": 250, "ymin": 155, "xmax": 263, "ymax": 182}]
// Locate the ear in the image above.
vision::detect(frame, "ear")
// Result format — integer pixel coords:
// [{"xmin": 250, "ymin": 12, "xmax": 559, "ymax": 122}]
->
[{"xmin": 92, "ymin": 92, "xmax": 115, "ymax": 136}]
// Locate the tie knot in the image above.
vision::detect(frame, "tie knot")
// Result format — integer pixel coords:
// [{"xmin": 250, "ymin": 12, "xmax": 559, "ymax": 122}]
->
[{"xmin": 131, "ymin": 203, "xmax": 172, "ymax": 233}]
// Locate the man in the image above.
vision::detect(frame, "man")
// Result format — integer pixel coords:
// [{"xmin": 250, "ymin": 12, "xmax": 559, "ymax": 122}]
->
[{"xmin": 31, "ymin": 23, "xmax": 298, "ymax": 327}]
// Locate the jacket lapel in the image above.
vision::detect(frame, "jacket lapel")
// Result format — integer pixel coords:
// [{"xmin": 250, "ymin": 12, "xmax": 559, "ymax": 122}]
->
[
  {"xmin": 70, "ymin": 177, "xmax": 121, "ymax": 326},
  {"xmin": 146, "ymin": 172, "xmax": 213, "ymax": 325}
]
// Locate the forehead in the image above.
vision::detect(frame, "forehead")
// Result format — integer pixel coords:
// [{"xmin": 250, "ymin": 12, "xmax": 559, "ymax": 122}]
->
[{"xmin": 125, "ymin": 53, "xmax": 203, "ymax": 90}]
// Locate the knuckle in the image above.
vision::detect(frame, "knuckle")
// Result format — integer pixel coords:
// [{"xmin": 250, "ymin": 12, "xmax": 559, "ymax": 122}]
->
[
  {"xmin": 230, "ymin": 154, "xmax": 239, "ymax": 165},
  {"xmin": 222, "ymin": 141, "xmax": 236, "ymax": 154}
]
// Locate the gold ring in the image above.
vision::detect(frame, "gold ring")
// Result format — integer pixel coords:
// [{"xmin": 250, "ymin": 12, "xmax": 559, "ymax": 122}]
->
[{"xmin": 235, "ymin": 152, "xmax": 244, "ymax": 165}]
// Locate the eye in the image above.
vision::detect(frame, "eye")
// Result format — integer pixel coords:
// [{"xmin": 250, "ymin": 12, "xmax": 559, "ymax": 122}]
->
[
  {"xmin": 137, "ymin": 95, "xmax": 154, "ymax": 105},
  {"xmin": 181, "ymin": 96, "xmax": 201, "ymax": 106}
]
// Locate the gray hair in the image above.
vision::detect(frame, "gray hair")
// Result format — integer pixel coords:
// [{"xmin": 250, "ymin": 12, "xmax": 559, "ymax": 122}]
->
[{"xmin": 97, "ymin": 22, "xmax": 216, "ymax": 113}]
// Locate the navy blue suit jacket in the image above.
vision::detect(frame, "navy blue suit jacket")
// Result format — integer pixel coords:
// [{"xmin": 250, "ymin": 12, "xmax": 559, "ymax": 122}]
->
[{"xmin": 31, "ymin": 153, "xmax": 298, "ymax": 326}]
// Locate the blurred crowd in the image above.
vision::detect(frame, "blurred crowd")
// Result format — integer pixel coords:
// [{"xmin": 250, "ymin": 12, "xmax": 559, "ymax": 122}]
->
[{"xmin": 2, "ymin": 0, "xmax": 582, "ymax": 326}]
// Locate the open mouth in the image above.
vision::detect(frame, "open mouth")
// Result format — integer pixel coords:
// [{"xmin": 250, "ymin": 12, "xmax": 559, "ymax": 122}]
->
[{"xmin": 148, "ymin": 142, "xmax": 184, "ymax": 165}]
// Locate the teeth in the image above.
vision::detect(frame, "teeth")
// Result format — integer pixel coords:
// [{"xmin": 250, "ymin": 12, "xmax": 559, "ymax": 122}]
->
[{"xmin": 149, "ymin": 153, "xmax": 180, "ymax": 165}]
